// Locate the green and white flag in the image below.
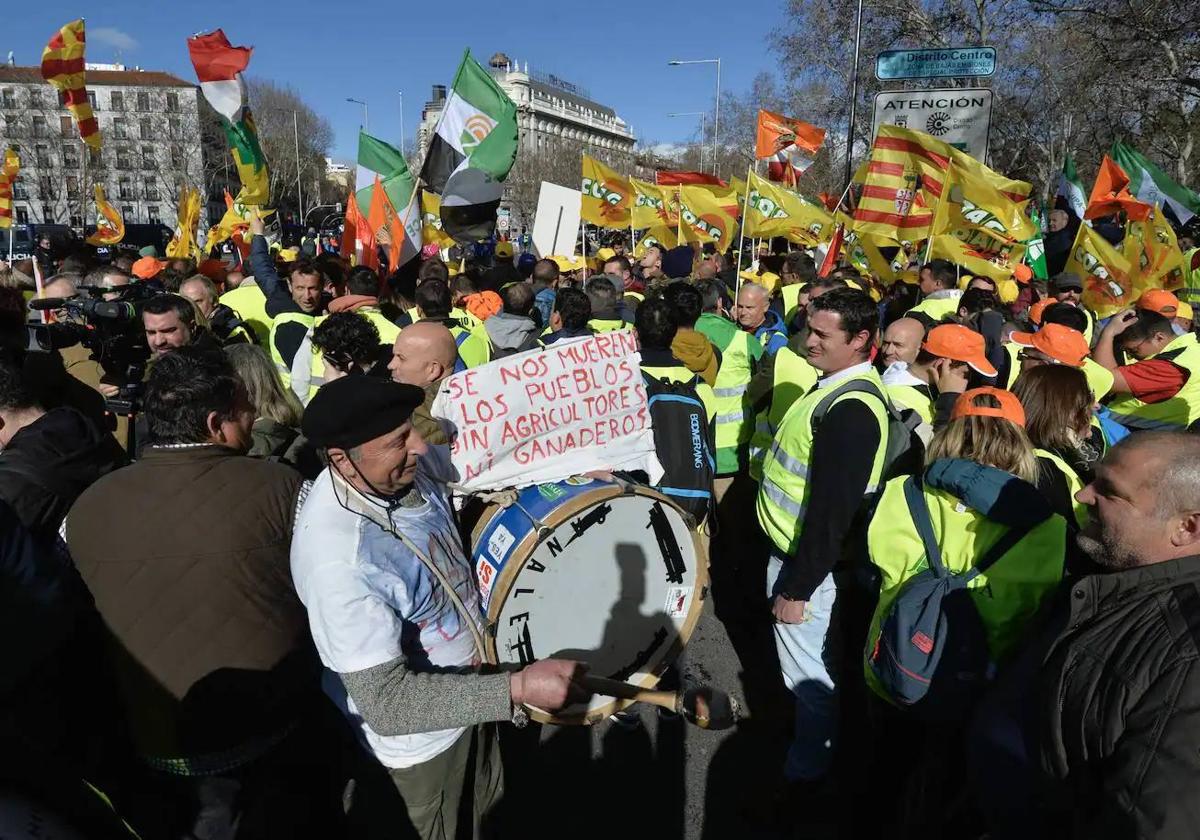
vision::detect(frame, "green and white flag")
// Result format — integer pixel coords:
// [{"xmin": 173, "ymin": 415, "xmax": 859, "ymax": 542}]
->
[
  {"xmin": 356, "ymin": 131, "xmax": 416, "ymax": 218},
  {"xmin": 418, "ymin": 50, "xmax": 518, "ymax": 243},
  {"xmin": 1111, "ymin": 141, "xmax": 1200, "ymax": 225},
  {"xmin": 1024, "ymin": 202, "xmax": 1049, "ymax": 280},
  {"xmin": 1056, "ymin": 154, "xmax": 1087, "ymax": 221}
]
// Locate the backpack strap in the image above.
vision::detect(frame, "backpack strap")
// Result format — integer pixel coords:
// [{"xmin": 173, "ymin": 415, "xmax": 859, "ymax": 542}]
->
[
  {"xmin": 969, "ymin": 514, "xmax": 1047, "ymax": 579},
  {"xmin": 811, "ymin": 377, "xmax": 902, "ymax": 429},
  {"xmin": 902, "ymin": 474, "xmax": 947, "ymax": 578}
]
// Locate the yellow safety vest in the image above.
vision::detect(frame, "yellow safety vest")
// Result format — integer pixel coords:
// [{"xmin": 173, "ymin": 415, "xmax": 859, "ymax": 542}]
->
[
  {"xmin": 454, "ymin": 325, "xmax": 492, "ymax": 369},
  {"xmin": 709, "ymin": 330, "xmax": 757, "ymax": 475},
  {"xmin": 748, "ymin": 347, "xmax": 817, "ymax": 480},
  {"xmin": 588, "ymin": 317, "xmax": 631, "ymax": 333},
  {"xmin": 449, "ymin": 306, "xmax": 482, "ymax": 332},
  {"xmin": 863, "ymin": 477, "xmax": 1066, "ymax": 701},
  {"xmin": 1177, "ymin": 248, "xmax": 1200, "ymax": 305},
  {"xmin": 1081, "ymin": 358, "xmax": 1114, "ymax": 401},
  {"xmin": 1004, "ymin": 342, "xmax": 1022, "ymax": 389},
  {"xmin": 268, "ymin": 311, "xmax": 316, "ymax": 387},
  {"xmin": 907, "ymin": 291, "xmax": 962, "ymax": 323},
  {"xmin": 1034, "ymin": 447, "xmax": 1088, "ymax": 529},
  {"xmin": 302, "ymin": 308, "xmax": 401, "ymax": 399},
  {"xmin": 781, "ymin": 284, "xmax": 804, "ymax": 325},
  {"xmin": 219, "ymin": 284, "xmax": 271, "ymax": 346},
  {"xmin": 885, "ymin": 382, "xmax": 934, "ymax": 425},
  {"xmin": 756, "ymin": 366, "xmax": 890, "ymax": 556},
  {"xmin": 641, "ymin": 363, "xmax": 717, "ymax": 421},
  {"xmin": 624, "ymin": 291, "xmax": 645, "ymax": 304},
  {"xmin": 1106, "ymin": 332, "xmax": 1200, "ymax": 430}
]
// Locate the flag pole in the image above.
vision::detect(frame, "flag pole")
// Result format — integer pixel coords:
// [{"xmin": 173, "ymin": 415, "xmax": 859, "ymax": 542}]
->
[
  {"xmin": 676, "ymin": 186, "xmax": 683, "ymax": 242},
  {"xmin": 735, "ymin": 164, "xmax": 752, "ymax": 294},
  {"xmin": 31, "ymin": 253, "xmax": 46, "ymax": 324}
]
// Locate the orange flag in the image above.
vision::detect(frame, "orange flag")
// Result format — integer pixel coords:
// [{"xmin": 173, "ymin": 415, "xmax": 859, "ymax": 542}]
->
[
  {"xmin": 1086, "ymin": 155, "xmax": 1151, "ymax": 221},
  {"xmin": 755, "ymin": 109, "xmax": 825, "ymax": 183},
  {"xmin": 359, "ymin": 176, "xmax": 385, "ymax": 270},
  {"xmin": 40, "ymin": 20, "xmax": 100, "ymax": 150}
]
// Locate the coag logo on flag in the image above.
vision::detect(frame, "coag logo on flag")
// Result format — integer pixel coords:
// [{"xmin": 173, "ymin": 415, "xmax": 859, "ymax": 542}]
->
[{"xmin": 460, "ymin": 114, "xmax": 496, "ymax": 153}]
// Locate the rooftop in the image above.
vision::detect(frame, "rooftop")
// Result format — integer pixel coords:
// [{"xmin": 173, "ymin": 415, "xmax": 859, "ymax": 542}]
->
[{"xmin": 0, "ymin": 65, "xmax": 194, "ymax": 88}]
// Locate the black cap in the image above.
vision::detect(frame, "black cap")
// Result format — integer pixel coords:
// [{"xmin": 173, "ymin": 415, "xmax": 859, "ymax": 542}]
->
[
  {"xmin": 1050, "ymin": 272, "xmax": 1083, "ymax": 292},
  {"xmin": 302, "ymin": 376, "xmax": 425, "ymax": 450}
]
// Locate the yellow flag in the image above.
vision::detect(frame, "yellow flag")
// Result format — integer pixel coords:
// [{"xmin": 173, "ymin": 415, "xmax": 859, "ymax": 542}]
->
[
  {"xmin": 84, "ymin": 184, "xmax": 124, "ymax": 246},
  {"xmin": 1068, "ymin": 223, "xmax": 1134, "ymax": 318},
  {"xmin": 744, "ymin": 171, "xmax": 834, "ymax": 244},
  {"xmin": 633, "ymin": 226, "xmax": 678, "ymax": 257},
  {"xmin": 205, "ymin": 189, "xmax": 273, "ymax": 248},
  {"xmin": 933, "ymin": 161, "xmax": 1035, "ymax": 244},
  {"xmin": 1123, "ymin": 204, "xmax": 1185, "ymax": 292},
  {"xmin": 581, "ymin": 155, "xmax": 632, "ymax": 229},
  {"xmin": 420, "ymin": 191, "xmax": 455, "ymax": 248},
  {"xmin": 679, "ymin": 184, "xmax": 739, "ymax": 252},
  {"xmin": 929, "ymin": 233, "xmax": 1027, "ymax": 285},
  {"xmin": 730, "ymin": 176, "xmax": 747, "ymax": 204},
  {"xmin": 166, "ymin": 186, "xmax": 202, "ymax": 259},
  {"xmin": 845, "ymin": 231, "xmax": 907, "ymax": 284},
  {"xmin": 631, "ymin": 178, "xmax": 678, "ymax": 230}
]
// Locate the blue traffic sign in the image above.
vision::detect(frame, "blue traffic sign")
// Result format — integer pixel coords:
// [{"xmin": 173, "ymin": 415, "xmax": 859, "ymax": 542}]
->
[{"xmin": 876, "ymin": 47, "xmax": 996, "ymax": 81}]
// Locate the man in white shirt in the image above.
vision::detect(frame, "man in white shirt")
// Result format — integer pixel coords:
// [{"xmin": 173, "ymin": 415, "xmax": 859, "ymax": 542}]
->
[{"xmin": 292, "ymin": 375, "xmax": 586, "ymax": 839}]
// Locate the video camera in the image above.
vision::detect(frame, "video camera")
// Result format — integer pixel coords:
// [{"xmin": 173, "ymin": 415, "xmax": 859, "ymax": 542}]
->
[{"xmin": 26, "ymin": 283, "xmax": 156, "ymax": 414}]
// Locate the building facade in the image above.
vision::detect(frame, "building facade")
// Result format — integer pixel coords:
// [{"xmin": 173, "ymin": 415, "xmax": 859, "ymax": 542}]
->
[
  {"xmin": 417, "ymin": 52, "xmax": 637, "ymax": 230},
  {"xmin": 0, "ymin": 63, "xmax": 205, "ymax": 231}
]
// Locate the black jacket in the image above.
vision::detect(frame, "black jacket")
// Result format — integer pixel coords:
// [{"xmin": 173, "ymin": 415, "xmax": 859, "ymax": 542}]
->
[
  {"xmin": 1033, "ymin": 555, "xmax": 1200, "ymax": 837},
  {"xmin": 0, "ymin": 407, "xmax": 124, "ymax": 537}
]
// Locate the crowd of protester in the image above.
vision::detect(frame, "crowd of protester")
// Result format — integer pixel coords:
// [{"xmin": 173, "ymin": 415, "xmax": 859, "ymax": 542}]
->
[{"xmin": 0, "ymin": 204, "xmax": 1199, "ymax": 839}]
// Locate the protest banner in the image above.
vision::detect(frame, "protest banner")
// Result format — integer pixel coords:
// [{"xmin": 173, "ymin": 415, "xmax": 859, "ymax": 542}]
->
[
  {"xmin": 431, "ymin": 332, "xmax": 663, "ymax": 490},
  {"xmin": 531, "ymin": 181, "xmax": 583, "ymax": 258}
]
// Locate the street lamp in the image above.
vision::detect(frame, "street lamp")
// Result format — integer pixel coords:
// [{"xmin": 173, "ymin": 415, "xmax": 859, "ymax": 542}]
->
[
  {"xmin": 667, "ymin": 111, "xmax": 709, "ymax": 172},
  {"xmin": 667, "ymin": 58, "xmax": 721, "ymax": 177},
  {"xmin": 397, "ymin": 90, "xmax": 405, "ymax": 157},
  {"xmin": 346, "ymin": 97, "xmax": 369, "ymax": 132}
]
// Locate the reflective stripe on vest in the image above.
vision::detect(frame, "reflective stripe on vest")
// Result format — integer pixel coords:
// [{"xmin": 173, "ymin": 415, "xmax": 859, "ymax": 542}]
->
[
  {"xmin": 756, "ymin": 367, "xmax": 890, "ymax": 555},
  {"xmin": 268, "ymin": 311, "xmax": 316, "ymax": 387},
  {"xmin": 749, "ymin": 347, "xmax": 817, "ymax": 480},
  {"xmin": 1106, "ymin": 332, "xmax": 1200, "ymax": 430}
]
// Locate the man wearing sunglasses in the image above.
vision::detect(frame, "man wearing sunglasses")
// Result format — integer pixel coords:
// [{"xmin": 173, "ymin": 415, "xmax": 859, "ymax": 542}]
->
[{"xmin": 1047, "ymin": 272, "xmax": 1100, "ymax": 345}]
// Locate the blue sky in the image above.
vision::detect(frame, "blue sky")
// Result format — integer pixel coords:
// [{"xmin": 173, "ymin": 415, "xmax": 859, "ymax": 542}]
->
[{"xmin": 8, "ymin": 1, "xmax": 782, "ymax": 162}]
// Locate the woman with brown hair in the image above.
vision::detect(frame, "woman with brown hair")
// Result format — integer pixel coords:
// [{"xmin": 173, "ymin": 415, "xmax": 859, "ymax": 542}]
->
[{"xmin": 1011, "ymin": 364, "xmax": 1096, "ymax": 529}]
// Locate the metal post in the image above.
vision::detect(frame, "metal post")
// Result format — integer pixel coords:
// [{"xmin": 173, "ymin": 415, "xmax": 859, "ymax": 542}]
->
[
  {"xmin": 735, "ymin": 164, "xmax": 752, "ymax": 292},
  {"xmin": 398, "ymin": 91, "xmax": 406, "ymax": 156},
  {"xmin": 845, "ymin": 0, "xmax": 865, "ymax": 185},
  {"xmin": 293, "ymin": 110, "xmax": 304, "ymax": 223},
  {"xmin": 713, "ymin": 58, "xmax": 721, "ymax": 178}
]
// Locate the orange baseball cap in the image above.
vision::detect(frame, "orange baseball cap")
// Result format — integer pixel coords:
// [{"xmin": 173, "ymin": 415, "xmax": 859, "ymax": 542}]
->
[
  {"xmin": 1012, "ymin": 263, "xmax": 1033, "ymax": 283},
  {"xmin": 951, "ymin": 387, "xmax": 1026, "ymax": 427},
  {"xmin": 131, "ymin": 256, "xmax": 166, "ymax": 280},
  {"xmin": 1027, "ymin": 298, "xmax": 1052, "ymax": 326},
  {"xmin": 1139, "ymin": 289, "xmax": 1180, "ymax": 316},
  {"xmin": 1009, "ymin": 323, "xmax": 1089, "ymax": 368},
  {"xmin": 922, "ymin": 324, "xmax": 998, "ymax": 377}
]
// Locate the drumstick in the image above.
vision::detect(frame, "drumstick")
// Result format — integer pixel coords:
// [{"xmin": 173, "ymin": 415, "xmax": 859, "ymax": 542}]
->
[{"xmin": 578, "ymin": 674, "xmax": 740, "ymax": 730}]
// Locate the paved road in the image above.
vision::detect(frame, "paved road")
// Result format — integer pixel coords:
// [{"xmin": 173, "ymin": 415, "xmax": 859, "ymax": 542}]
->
[{"xmin": 501, "ymin": 588, "xmax": 799, "ymax": 840}]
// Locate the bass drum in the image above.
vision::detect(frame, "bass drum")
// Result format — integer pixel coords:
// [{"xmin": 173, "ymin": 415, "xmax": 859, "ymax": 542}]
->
[{"xmin": 468, "ymin": 478, "xmax": 706, "ymax": 725}]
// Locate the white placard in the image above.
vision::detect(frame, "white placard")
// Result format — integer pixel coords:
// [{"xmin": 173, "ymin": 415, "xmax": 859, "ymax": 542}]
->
[
  {"xmin": 871, "ymin": 88, "xmax": 994, "ymax": 162},
  {"xmin": 431, "ymin": 332, "xmax": 663, "ymax": 491},
  {"xmin": 531, "ymin": 181, "xmax": 582, "ymax": 258}
]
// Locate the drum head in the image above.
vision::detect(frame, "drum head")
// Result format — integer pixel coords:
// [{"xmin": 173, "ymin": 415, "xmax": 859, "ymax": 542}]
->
[{"xmin": 479, "ymin": 482, "xmax": 706, "ymax": 725}]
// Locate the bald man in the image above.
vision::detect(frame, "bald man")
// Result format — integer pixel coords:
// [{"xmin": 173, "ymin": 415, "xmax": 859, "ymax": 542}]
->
[
  {"xmin": 389, "ymin": 321, "xmax": 458, "ymax": 445},
  {"xmin": 736, "ymin": 281, "xmax": 788, "ymax": 356},
  {"xmin": 879, "ymin": 317, "xmax": 925, "ymax": 368}
]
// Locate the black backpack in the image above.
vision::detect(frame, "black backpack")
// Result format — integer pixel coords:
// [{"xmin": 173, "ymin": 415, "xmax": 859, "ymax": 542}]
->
[{"xmin": 642, "ymin": 373, "xmax": 715, "ymax": 524}]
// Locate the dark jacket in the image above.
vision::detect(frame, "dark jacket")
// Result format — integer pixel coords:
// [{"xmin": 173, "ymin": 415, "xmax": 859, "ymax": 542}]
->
[
  {"xmin": 1033, "ymin": 555, "xmax": 1200, "ymax": 837},
  {"xmin": 0, "ymin": 407, "xmax": 124, "ymax": 537},
  {"xmin": 67, "ymin": 445, "xmax": 312, "ymax": 758}
]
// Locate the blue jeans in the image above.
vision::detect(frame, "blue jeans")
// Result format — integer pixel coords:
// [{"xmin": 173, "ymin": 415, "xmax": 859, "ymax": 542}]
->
[{"xmin": 767, "ymin": 554, "xmax": 839, "ymax": 782}]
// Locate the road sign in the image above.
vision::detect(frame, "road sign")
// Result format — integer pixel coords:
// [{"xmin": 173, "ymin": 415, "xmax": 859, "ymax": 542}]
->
[
  {"xmin": 872, "ymin": 88, "xmax": 994, "ymax": 161},
  {"xmin": 876, "ymin": 47, "xmax": 996, "ymax": 81}
]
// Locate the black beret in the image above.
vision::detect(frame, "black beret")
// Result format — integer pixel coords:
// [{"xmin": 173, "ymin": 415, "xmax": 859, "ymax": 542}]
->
[
  {"xmin": 302, "ymin": 375, "xmax": 425, "ymax": 450},
  {"xmin": 1049, "ymin": 272, "xmax": 1083, "ymax": 291}
]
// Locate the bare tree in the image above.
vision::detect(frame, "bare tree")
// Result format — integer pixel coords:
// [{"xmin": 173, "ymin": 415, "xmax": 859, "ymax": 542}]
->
[{"xmin": 244, "ymin": 78, "xmax": 334, "ymax": 224}]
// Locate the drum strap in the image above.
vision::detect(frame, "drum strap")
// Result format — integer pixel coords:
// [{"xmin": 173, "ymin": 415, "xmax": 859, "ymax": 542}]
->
[{"xmin": 328, "ymin": 471, "xmax": 489, "ymax": 663}]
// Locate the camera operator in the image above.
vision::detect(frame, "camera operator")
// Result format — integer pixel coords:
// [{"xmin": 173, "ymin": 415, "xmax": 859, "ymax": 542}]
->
[
  {"xmin": 141, "ymin": 293, "xmax": 221, "ymax": 360},
  {"xmin": 180, "ymin": 274, "xmax": 255, "ymax": 346},
  {"xmin": 83, "ymin": 265, "xmax": 132, "ymax": 301}
]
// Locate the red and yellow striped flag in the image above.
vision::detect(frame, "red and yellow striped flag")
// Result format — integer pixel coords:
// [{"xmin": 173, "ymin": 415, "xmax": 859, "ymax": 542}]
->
[
  {"xmin": 41, "ymin": 19, "xmax": 100, "ymax": 150},
  {"xmin": 0, "ymin": 147, "xmax": 19, "ymax": 229}
]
